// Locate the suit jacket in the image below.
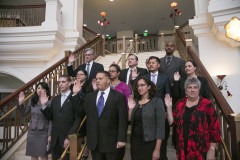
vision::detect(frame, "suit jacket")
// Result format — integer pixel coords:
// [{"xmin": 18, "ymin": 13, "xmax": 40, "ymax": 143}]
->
[
  {"xmin": 67, "ymin": 62, "xmax": 104, "ymax": 81},
  {"xmin": 41, "ymin": 93, "xmax": 81, "ymax": 148},
  {"xmin": 83, "ymin": 89, "xmax": 128, "ymax": 153},
  {"xmin": 159, "ymin": 56, "xmax": 186, "ymax": 84},
  {"xmin": 143, "ymin": 73, "xmax": 171, "ymax": 101},
  {"xmin": 18, "ymin": 99, "xmax": 52, "ymax": 136},
  {"xmin": 119, "ymin": 67, "xmax": 148, "ymax": 84}
]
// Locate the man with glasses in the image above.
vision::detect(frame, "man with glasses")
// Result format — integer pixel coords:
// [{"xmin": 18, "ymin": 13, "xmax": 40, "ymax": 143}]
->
[{"xmin": 67, "ymin": 48, "xmax": 104, "ymax": 81}]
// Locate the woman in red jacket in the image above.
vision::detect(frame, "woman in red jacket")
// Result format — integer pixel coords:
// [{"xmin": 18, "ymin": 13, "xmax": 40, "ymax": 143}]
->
[{"xmin": 165, "ymin": 77, "xmax": 221, "ymax": 160}]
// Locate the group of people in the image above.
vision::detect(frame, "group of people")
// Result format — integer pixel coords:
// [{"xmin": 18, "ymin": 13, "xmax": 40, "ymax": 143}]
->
[{"xmin": 18, "ymin": 42, "xmax": 221, "ymax": 160}]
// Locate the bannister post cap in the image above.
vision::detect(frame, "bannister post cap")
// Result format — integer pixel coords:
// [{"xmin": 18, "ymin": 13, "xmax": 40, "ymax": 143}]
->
[
  {"xmin": 229, "ymin": 113, "xmax": 240, "ymax": 121},
  {"xmin": 68, "ymin": 133, "xmax": 79, "ymax": 140}
]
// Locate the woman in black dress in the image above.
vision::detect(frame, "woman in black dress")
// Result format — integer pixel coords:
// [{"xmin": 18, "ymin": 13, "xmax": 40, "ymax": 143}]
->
[{"xmin": 128, "ymin": 77, "xmax": 165, "ymax": 160}]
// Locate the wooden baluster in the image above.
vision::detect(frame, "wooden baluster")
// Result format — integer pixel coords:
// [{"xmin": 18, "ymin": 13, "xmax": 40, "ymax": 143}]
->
[
  {"xmin": 69, "ymin": 133, "xmax": 82, "ymax": 160},
  {"xmin": 135, "ymin": 34, "xmax": 138, "ymax": 54}
]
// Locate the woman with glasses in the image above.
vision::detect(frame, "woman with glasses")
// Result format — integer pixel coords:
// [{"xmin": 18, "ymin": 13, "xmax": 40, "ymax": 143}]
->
[
  {"xmin": 128, "ymin": 77, "xmax": 165, "ymax": 160},
  {"xmin": 109, "ymin": 64, "xmax": 131, "ymax": 108},
  {"xmin": 75, "ymin": 69, "xmax": 94, "ymax": 160}
]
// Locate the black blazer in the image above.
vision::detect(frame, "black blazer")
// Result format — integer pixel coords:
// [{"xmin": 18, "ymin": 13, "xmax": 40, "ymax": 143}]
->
[
  {"xmin": 67, "ymin": 62, "xmax": 104, "ymax": 81},
  {"xmin": 83, "ymin": 89, "xmax": 128, "ymax": 153},
  {"xmin": 143, "ymin": 73, "xmax": 171, "ymax": 101},
  {"xmin": 159, "ymin": 56, "xmax": 186, "ymax": 84},
  {"xmin": 41, "ymin": 93, "xmax": 81, "ymax": 148},
  {"xmin": 119, "ymin": 67, "xmax": 148, "ymax": 84}
]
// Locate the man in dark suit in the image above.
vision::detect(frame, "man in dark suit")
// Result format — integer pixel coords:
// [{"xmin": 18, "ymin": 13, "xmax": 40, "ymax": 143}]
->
[
  {"xmin": 144, "ymin": 56, "xmax": 171, "ymax": 100},
  {"xmin": 41, "ymin": 75, "xmax": 81, "ymax": 160},
  {"xmin": 67, "ymin": 48, "xmax": 104, "ymax": 81},
  {"xmin": 119, "ymin": 53, "xmax": 148, "ymax": 88},
  {"xmin": 73, "ymin": 71, "xmax": 128, "ymax": 160},
  {"xmin": 159, "ymin": 41, "xmax": 186, "ymax": 86}
]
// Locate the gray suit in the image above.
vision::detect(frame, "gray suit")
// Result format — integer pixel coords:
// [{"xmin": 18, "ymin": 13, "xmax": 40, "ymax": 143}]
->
[
  {"xmin": 130, "ymin": 97, "xmax": 165, "ymax": 141},
  {"xmin": 18, "ymin": 100, "xmax": 52, "ymax": 157},
  {"xmin": 159, "ymin": 56, "xmax": 186, "ymax": 85}
]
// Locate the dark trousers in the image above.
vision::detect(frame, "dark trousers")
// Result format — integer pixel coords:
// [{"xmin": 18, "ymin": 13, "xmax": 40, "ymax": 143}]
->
[
  {"xmin": 52, "ymin": 138, "xmax": 69, "ymax": 160},
  {"xmin": 160, "ymin": 120, "xmax": 170, "ymax": 160},
  {"xmin": 91, "ymin": 147, "xmax": 125, "ymax": 160}
]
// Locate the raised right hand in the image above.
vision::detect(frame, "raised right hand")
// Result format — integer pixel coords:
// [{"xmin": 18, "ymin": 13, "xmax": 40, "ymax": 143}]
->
[
  {"xmin": 68, "ymin": 53, "xmax": 75, "ymax": 65},
  {"xmin": 128, "ymin": 95, "xmax": 136, "ymax": 110},
  {"xmin": 18, "ymin": 91, "xmax": 25, "ymax": 105},
  {"xmin": 174, "ymin": 71, "xmax": 180, "ymax": 81},
  {"xmin": 73, "ymin": 80, "xmax": 82, "ymax": 94},
  {"xmin": 164, "ymin": 94, "xmax": 172, "ymax": 109}
]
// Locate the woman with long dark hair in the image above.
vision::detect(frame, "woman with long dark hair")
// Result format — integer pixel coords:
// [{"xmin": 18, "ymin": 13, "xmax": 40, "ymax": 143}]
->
[
  {"xmin": 128, "ymin": 77, "xmax": 165, "ymax": 160},
  {"xmin": 18, "ymin": 82, "xmax": 52, "ymax": 160}
]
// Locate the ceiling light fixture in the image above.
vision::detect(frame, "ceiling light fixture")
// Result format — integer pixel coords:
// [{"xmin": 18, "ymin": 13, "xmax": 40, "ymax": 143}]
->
[
  {"xmin": 98, "ymin": 12, "xmax": 110, "ymax": 34},
  {"xmin": 170, "ymin": 2, "xmax": 182, "ymax": 26},
  {"xmin": 144, "ymin": 30, "xmax": 148, "ymax": 32},
  {"xmin": 83, "ymin": 24, "xmax": 87, "ymax": 27}
]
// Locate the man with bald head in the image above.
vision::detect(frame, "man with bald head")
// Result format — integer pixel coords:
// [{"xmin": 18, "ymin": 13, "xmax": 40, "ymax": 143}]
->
[{"xmin": 159, "ymin": 41, "xmax": 186, "ymax": 86}]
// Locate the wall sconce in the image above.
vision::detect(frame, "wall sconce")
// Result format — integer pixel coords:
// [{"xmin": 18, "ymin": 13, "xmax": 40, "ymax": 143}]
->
[
  {"xmin": 225, "ymin": 17, "xmax": 240, "ymax": 42},
  {"xmin": 217, "ymin": 75, "xmax": 232, "ymax": 97}
]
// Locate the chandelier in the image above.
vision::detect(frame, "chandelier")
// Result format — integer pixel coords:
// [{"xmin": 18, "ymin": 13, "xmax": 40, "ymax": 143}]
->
[{"xmin": 170, "ymin": 2, "xmax": 182, "ymax": 26}]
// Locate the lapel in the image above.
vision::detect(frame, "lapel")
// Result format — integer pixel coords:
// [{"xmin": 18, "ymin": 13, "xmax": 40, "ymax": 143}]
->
[
  {"xmin": 156, "ymin": 73, "xmax": 162, "ymax": 86},
  {"xmin": 99, "ymin": 89, "xmax": 113, "ymax": 118},
  {"xmin": 91, "ymin": 91, "xmax": 99, "ymax": 117},
  {"xmin": 131, "ymin": 100, "xmax": 140, "ymax": 122},
  {"xmin": 122, "ymin": 69, "xmax": 128, "ymax": 82},
  {"xmin": 59, "ymin": 92, "xmax": 72, "ymax": 113},
  {"xmin": 161, "ymin": 57, "xmax": 167, "ymax": 71},
  {"xmin": 167, "ymin": 56, "xmax": 176, "ymax": 72}
]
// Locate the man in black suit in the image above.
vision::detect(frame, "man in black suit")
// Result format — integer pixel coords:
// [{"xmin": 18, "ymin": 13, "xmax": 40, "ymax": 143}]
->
[
  {"xmin": 159, "ymin": 41, "xmax": 186, "ymax": 86},
  {"xmin": 73, "ymin": 71, "xmax": 128, "ymax": 160},
  {"xmin": 119, "ymin": 53, "xmax": 148, "ymax": 88},
  {"xmin": 41, "ymin": 75, "xmax": 81, "ymax": 160},
  {"xmin": 67, "ymin": 48, "xmax": 104, "ymax": 81}
]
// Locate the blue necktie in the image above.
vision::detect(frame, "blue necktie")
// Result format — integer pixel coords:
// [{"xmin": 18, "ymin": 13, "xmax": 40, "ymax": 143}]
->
[
  {"xmin": 97, "ymin": 92, "xmax": 105, "ymax": 116},
  {"xmin": 152, "ymin": 74, "xmax": 156, "ymax": 85},
  {"xmin": 86, "ymin": 63, "xmax": 90, "ymax": 79}
]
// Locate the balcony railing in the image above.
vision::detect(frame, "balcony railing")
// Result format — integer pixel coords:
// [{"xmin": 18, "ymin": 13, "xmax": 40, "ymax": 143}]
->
[{"xmin": 0, "ymin": 5, "xmax": 46, "ymax": 27}]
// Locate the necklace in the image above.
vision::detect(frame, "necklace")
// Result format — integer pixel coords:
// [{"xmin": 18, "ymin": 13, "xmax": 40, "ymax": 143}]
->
[{"xmin": 110, "ymin": 80, "xmax": 120, "ymax": 89}]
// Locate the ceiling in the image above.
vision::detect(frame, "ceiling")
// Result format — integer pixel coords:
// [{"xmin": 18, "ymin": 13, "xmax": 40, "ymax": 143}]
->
[
  {"xmin": 83, "ymin": 0, "xmax": 195, "ymax": 37},
  {"xmin": 0, "ymin": 0, "xmax": 195, "ymax": 37}
]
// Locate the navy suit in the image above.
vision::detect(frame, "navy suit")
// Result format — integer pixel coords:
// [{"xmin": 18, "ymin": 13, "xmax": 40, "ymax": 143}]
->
[{"xmin": 67, "ymin": 62, "xmax": 104, "ymax": 81}]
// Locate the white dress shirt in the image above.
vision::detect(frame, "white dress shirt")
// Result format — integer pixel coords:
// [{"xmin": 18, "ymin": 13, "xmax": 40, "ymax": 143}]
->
[
  {"xmin": 85, "ymin": 60, "xmax": 93, "ymax": 74},
  {"xmin": 61, "ymin": 90, "xmax": 71, "ymax": 106},
  {"xmin": 126, "ymin": 67, "xmax": 137, "ymax": 83},
  {"xmin": 96, "ymin": 86, "xmax": 110, "ymax": 106}
]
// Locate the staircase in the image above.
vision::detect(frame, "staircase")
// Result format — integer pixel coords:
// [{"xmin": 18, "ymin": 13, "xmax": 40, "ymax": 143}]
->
[{"xmin": 0, "ymin": 26, "xmax": 239, "ymax": 160}]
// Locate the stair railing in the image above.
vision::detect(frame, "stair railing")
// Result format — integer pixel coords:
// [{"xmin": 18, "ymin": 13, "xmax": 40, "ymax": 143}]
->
[
  {"xmin": 0, "ymin": 35, "xmax": 103, "ymax": 158},
  {"xmin": 175, "ymin": 26, "xmax": 239, "ymax": 160}
]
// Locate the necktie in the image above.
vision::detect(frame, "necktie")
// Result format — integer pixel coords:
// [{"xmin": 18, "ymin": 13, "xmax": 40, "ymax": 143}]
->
[
  {"xmin": 152, "ymin": 74, "xmax": 156, "ymax": 85},
  {"xmin": 128, "ymin": 69, "xmax": 132, "ymax": 87},
  {"xmin": 166, "ymin": 57, "xmax": 171, "ymax": 67},
  {"xmin": 86, "ymin": 63, "xmax": 90, "ymax": 78},
  {"xmin": 61, "ymin": 95, "xmax": 66, "ymax": 106},
  {"xmin": 97, "ymin": 92, "xmax": 105, "ymax": 116}
]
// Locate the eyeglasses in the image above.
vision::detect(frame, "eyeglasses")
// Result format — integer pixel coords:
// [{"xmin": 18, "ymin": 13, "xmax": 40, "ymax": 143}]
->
[
  {"xmin": 109, "ymin": 70, "xmax": 117, "ymax": 73},
  {"xmin": 76, "ymin": 73, "xmax": 85, "ymax": 76},
  {"xmin": 85, "ymin": 54, "xmax": 93, "ymax": 57},
  {"xmin": 137, "ymin": 84, "xmax": 147, "ymax": 88}
]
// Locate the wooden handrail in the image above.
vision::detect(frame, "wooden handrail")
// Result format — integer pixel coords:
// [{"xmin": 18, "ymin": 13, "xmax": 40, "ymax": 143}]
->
[{"xmin": 83, "ymin": 26, "xmax": 97, "ymax": 36}]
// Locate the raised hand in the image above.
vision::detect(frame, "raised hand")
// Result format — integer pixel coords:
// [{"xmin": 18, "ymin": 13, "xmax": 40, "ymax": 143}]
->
[
  {"xmin": 18, "ymin": 91, "xmax": 25, "ymax": 105},
  {"xmin": 174, "ymin": 71, "xmax": 180, "ymax": 81},
  {"xmin": 92, "ymin": 78, "xmax": 97, "ymax": 91},
  {"xmin": 72, "ymin": 80, "xmax": 82, "ymax": 94},
  {"xmin": 68, "ymin": 53, "xmax": 75, "ymax": 65},
  {"xmin": 128, "ymin": 95, "xmax": 136, "ymax": 110},
  {"xmin": 40, "ymin": 91, "xmax": 49, "ymax": 106},
  {"xmin": 164, "ymin": 94, "xmax": 172, "ymax": 109},
  {"xmin": 131, "ymin": 68, "xmax": 139, "ymax": 79}
]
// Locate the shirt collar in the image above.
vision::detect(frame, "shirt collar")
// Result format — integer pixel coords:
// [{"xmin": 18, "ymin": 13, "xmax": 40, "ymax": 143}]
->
[
  {"xmin": 98, "ymin": 86, "xmax": 110, "ymax": 95},
  {"xmin": 151, "ymin": 71, "xmax": 158, "ymax": 76},
  {"xmin": 62, "ymin": 90, "xmax": 71, "ymax": 97},
  {"xmin": 87, "ymin": 61, "xmax": 94, "ymax": 65}
]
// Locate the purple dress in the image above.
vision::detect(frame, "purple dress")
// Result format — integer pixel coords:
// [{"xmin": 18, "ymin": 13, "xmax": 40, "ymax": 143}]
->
[{"xmin": 114, "ymin": 81, "xmax": 132, "ymax": 109}]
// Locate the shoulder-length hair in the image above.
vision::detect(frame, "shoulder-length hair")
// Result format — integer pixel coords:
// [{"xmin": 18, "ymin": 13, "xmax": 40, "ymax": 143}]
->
[
  {"xmin": 133, "ymin": 77, "xmax": 157, "ymax": 100},
  {"xmin": 31, "ymin": 82, "xmax": 50, "ymax": 106}
]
